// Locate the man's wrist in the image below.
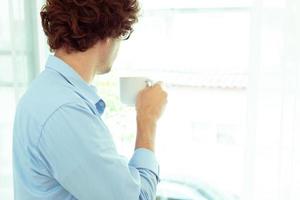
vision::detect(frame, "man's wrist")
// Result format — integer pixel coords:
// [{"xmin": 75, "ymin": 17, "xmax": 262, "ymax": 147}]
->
[
  {"xmin": 135, "ymin": 117, "xmax": 157, "ymax": 152},
  {"xmin": 135, "ymin": 136, "xmax": 155, "ymax": 152}
]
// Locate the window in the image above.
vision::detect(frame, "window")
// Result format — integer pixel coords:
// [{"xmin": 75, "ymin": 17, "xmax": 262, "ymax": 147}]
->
[
  {"xmin": 2, "ymin": 1, "xmax": 300, "ymax": 200},
  {"xmin": 94, "ymin": 1, "xmax": 254, "ymax": 199},
  {"xmin": 0, "ymin": 1, "xmax": 39, "ymax": 199}
]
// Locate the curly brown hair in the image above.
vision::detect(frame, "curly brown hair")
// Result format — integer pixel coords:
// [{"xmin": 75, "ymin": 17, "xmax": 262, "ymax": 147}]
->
[{"xmin": 40, "ymin": 0, "xmax": 139, "ymax": 52}]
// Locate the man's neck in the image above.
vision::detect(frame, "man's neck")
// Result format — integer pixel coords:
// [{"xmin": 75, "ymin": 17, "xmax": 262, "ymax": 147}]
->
[{"xmin": 54, "ymin": 48, "xmax": 98, "ymax": 84}]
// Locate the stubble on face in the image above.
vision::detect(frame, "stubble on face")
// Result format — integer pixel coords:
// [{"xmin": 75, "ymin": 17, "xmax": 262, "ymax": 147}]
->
[{"xmin": 97, "ymin": 39, "xmax": 120, "ymax": 75}]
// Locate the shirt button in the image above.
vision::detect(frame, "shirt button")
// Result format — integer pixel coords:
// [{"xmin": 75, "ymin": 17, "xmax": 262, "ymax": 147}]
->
[{"xmin": 99, "ymin": 100, "xmax": 105, "ymax": 107}]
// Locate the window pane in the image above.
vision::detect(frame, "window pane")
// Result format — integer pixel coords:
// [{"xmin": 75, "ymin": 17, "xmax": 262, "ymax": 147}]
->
[
  {"xmin": 0, "ymin": 87, "xmax": 16, "ymax": 200},
  {"xmin": 101, "ymin": 8, "xmax": 251, "ymax": 199},
  {"xmin": 0, "ymin": 0, "xmax": 10, "ymax": 50},
  {"xmin": 97, "ymin": 76, "xmax": 247, "ymax": 199},
  {"xmin": 0, "ymin": 55, "xmax": 29, "ymax": 83},
  {"xmin": 115, "ymin": 10, "xmax": 250, "ymax": 76},
  {"xmin": 15, "ymin": 55, "xmax": 29, "ymax": 83},
  {"xmin": 140, "ymin": 0, "xmax": 254, "ymax": 9},
  {"xmin": 0, "ymin": 56, "xmax": 14, "ymax": 82},
  {"xmin": 0, "ymin": 0, "xmax": 26, "ymax": 51}
]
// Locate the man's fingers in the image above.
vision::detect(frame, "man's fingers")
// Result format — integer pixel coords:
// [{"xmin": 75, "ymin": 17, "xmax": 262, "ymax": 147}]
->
[{"xmin": 154, "ymin": 81, "xmax": 163, "ymax": 86}]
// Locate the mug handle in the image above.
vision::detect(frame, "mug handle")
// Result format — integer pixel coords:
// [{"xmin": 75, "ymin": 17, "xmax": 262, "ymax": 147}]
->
[{"xmin": 145, "ymin": 79, "xmax": 153, "ymax": 87}]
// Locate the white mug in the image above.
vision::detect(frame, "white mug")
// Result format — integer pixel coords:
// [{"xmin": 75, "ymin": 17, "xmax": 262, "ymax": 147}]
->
[{"xmin": 119, "ymin": 77, "xmax": 153, "ymax": 106}]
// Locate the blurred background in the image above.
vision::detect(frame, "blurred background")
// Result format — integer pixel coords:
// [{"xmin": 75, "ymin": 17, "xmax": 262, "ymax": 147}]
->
[{"xmin": 1, "ymin": 0, "xmax": 300, "ymax": 199}]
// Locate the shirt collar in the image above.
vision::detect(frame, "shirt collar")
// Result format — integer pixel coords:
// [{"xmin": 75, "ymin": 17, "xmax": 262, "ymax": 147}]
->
[{"xmin": 45, "ymin": 55, "xmax": 106, "ymax": 115}]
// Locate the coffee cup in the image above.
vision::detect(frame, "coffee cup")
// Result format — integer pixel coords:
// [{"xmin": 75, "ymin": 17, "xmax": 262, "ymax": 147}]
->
[{"xmin": 119, "ymin": 77, "xmax": 153, "ymax": 106}]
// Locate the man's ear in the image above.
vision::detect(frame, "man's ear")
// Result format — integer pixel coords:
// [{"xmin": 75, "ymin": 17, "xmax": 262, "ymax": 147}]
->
[
  {"xmin": 103, "ymin": 38, "xmax": 112, "ymax": 46},
  {"xmin": 96, "ymin": 38, "xmax": 111, "ymax": 48}
]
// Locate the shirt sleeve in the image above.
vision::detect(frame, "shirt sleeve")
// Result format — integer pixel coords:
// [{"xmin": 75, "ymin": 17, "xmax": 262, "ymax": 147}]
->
[{"xmin": 38, "ymin": 102, "xmax": 159, "ymax": 200}]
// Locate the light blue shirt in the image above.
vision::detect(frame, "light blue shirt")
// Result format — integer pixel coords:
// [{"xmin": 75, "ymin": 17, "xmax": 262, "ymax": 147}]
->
[{"xmin": 13, "ymin": 55, "xmax": 159, "ymax": 200}]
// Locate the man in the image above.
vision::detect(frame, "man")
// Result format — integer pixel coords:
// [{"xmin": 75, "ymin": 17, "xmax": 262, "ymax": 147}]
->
[{"xmin": 13, "ymin": 0, "xmax": 167, "ymax": 199}]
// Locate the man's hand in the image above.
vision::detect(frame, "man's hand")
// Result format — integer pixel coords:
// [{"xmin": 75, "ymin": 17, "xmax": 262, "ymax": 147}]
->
[{"xmin": 135, "ymin": 82, "xmax": 168, "ymax": 152}]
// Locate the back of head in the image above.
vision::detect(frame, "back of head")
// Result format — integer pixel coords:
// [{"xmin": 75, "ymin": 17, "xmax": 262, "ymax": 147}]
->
[{"xmin": 40, "ymin": 0, "xmax": 139, "ymax": 53}]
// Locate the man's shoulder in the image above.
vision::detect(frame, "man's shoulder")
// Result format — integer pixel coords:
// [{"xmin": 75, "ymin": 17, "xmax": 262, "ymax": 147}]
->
[{"xmin": 16, "ymin": 70, "xmax": 86, "ymax": 127}]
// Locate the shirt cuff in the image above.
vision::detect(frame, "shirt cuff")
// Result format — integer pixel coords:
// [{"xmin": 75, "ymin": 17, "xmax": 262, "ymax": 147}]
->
[{"xmin": 129, "ymin": 148, "xmax": 160, "ymax": 179}]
